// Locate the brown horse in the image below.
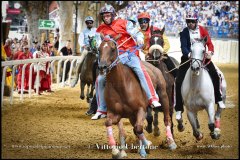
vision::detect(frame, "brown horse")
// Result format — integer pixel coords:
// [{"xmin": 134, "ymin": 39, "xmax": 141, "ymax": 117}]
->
[
  {"xmin": 71, "ymin": 35, "xmax": 97, "ymax": 103},
  {"xmin": 145, "ymin": 27, "xmax": 183, "ymax": 137},
  {"xmin": 98, "ymin": 37, "xmax": 177, "ymax": 158}
]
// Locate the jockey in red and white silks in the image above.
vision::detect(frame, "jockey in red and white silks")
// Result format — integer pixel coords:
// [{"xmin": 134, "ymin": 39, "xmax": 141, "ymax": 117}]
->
[
  {"xmin": 91, "ymin": 4, "xmax": 161, "ymax": 120},
  {"xmin": 175, "ymin": 11, "xmax": 225, "ymax": 122}
]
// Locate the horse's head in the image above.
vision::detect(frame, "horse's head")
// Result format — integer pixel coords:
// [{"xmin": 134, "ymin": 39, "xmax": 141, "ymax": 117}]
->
[
  {"xmin": 190, "ymin": 36, "xmax": 207, "ymax": 75},
  {"xmin": 98, "ymin": 36, "xmax": 118, "ymax": 75},
  {"xmin": 149, "ymin": 26, "xmax": 164, "ymax": 64},
  {"xmin": 88, "ymin": 35, "xmax": 98, "ymax": 53}
]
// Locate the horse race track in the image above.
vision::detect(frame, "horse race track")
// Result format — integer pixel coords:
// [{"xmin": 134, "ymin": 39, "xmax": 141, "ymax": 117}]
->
[{"xmin": 2, "ymin": 64, "xmax": 238, "ymax": 159}]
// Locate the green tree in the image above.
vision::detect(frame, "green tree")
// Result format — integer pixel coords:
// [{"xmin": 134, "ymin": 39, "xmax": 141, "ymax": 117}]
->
[
  {"xmin": 19, "ymin": 1, "xmax": 129, "ymax": 51},
  {"xmin": 20, "ymin": 1, "xmax": 49, "ymax": 47}
]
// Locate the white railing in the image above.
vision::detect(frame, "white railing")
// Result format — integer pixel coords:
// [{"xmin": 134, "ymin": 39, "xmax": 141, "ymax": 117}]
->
[{"xmin": 2, "ymin": 56, "xmax": 80, "ymax": 107}]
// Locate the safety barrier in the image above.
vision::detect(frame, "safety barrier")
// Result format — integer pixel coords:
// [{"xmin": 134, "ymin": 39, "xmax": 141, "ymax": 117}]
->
[
  {"xmin": 2, "ymin": 56, "xmax": 80, "ymax": 107},
  {"xmin": 167, "ymin": 37, "xmax": 239, "ymax": 64}
]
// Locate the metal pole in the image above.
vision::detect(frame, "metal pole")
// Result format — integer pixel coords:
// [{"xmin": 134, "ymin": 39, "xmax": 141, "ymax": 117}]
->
[
  {"xmin": 46, "ymin": 1, "xmax": 49, "ymax": 41},
  {"xmin": 96, "ymin": 1, "xmax": 98, "ymax": 27},
  {"xmin": 74, "ymin": 1, "xmax": 78, "ymax": 56}
]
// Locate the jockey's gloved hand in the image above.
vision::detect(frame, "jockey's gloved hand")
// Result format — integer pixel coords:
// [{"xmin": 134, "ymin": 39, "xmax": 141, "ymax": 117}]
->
[
  {"xmin": 206, "ymin": 51, "xmax": 213, "ymax": 59},
  {"xmin": 137, "ymin": 37, "xmax": 144, "ymax": 47}
]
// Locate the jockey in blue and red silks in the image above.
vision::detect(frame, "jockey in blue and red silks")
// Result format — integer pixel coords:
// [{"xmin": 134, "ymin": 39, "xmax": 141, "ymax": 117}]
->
[
  {"xmin": 91, "ymin": 4, "xmax": 161, "ymax": 120},
  {"xmin": 175, "ymin": 11, "xmax": 226, "ymax": 128}
]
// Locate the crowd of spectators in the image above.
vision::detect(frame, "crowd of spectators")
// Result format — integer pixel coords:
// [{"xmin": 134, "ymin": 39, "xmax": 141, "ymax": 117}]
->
[
  {"xmin": 117, "ymin": 1, "xmax": 239, "ymax": 39},
  {"xmin": 2, "ymin": 36, "xmax": 56, "ymax": 95}
]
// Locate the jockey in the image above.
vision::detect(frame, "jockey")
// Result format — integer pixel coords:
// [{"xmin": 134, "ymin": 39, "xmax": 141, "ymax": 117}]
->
[
  {"xmin": 71, "ymin": 16, "xmax": 101, "ymax": 87},
  {"xmin": 91, "ymin": 4, "xmax": 161, "ymax": 120},
  {"xmin": 175, "ymin": 12, "xmax": 226, "ymax": 122},
  {"xmin": 137, "ymin": 12, "xmax": 177, "ymax": 78}
]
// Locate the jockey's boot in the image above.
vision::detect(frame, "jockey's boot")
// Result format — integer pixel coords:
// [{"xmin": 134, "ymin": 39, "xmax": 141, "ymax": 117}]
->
[
  {"xmin": 91, "ymin": 112, "xmax": 107, "ymax": 120},
  {"xmin": 176, "ymin": 111, "xmax": 185, "ymax": 132},
  {"xmin": 151, "ymin": 100, "xmax": 161, "ymax": 108},
  {"xmin": 176, "ymin": 111, "xmax": 182, "ymax": 120},
  {"xmin": 85, "ymin": 96, "xmax": 97, "ymax": 116}
]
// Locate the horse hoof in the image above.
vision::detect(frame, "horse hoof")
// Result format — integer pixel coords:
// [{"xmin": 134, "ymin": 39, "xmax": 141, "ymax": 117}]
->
[
  {"xmin": 210, "ymin": 132, "xmax": 221, "ymax": 140},
  {"xmin": 140, "ymin": 155, "xmax": 147, "ymax": 159},
  {"xmin": 144, "ymin": 126, "xmax": 152, "ymax": 133},
  {"xmin": 80, "ymin": 95, "xmax": 84, "ymax": 100},
  {"xmin": 177, "ymin": 124, "xmax": 185, "ymax": 132},
  {"xmin": 167, "ymin": 138, "xmax": 177, "ymax": 150},
  {"xmin": 120, "ymin": 150, "xmax": 127, "ymax": 158},
  {"xmin": 112, "ymin": 148, "xmax": 121, "ymax": 159},
  {"xmin": 196, "ymin": 133, "xmax": 203, "ymax": 141},
  {"xmin": 169, "ymin": 142, "xmax": 177, "ymax": 150},
  {"xmin": 153, "ymin": 128, "xmax": 160, "ymax": 137}
]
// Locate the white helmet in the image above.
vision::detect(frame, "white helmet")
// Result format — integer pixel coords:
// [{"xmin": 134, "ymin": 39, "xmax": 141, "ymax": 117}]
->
[{"xmin": 85, "ymin": 16, "xmax": 94, "ymax": 22}]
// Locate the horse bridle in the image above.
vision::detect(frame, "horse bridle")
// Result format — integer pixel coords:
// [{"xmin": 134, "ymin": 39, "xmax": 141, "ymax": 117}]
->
[
  {"xmin": 190, "ymin": 49, "xmax": 211, "ymax": 72},
  {"xmin": 99, "ymin": 37, "xmax": 142, "ymax": 75},
  {"xmin": 98, "ymin": 38, "xmax": 120, "ymax": 75},
  {"xmin": 148, "ymin": 34, "xmax": 164, "ymax": 63}
]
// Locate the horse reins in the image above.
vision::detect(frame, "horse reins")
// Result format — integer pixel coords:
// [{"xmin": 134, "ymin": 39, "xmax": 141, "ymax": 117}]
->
[
  {"xmin": 165, "ymin": 54, "xmax": 212, "ymax": 74},
  {"xmin": 165, "ymin": 59, "xmax": 191, "ymax": 73}
]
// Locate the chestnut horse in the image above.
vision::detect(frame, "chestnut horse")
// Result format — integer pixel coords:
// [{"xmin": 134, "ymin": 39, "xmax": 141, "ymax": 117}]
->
[
  {"xmin": 98, "ymin": 37, "xmax": 177, "ymax": 158},
  {"xmin": 145, "ymin": 27, "xmax": 180, "ymax": 137}
]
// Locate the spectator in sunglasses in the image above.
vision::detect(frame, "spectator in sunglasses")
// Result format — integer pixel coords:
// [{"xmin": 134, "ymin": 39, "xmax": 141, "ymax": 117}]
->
[{"xmin": 175, "ymin": 12, "xmax": 225, "ymax": 127}]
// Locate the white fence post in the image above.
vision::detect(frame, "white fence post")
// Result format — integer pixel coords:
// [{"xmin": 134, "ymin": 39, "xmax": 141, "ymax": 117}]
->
[{"xmin": 2, "ymin": 56, "xmax": 81, "ymax": 107}]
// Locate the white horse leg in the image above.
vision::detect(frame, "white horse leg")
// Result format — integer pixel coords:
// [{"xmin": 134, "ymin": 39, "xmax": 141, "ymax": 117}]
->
[
  {"xmin": 195, "ymin": 114, "xmax": 200, "ymax": 129},
  {"xmin": 215, "ymin": 105, "xmax": 223, "ymax": 129},
  {"xmin": 117, "ymin": 121, "xmax": 127, "ymax": 158},
  {"xmin": 207, "ymin": 103, "xmax": 220, "ymax": 139},
  {"xmin": 187, "ymin": 111, "xmax": 203, "ymax": 140}
]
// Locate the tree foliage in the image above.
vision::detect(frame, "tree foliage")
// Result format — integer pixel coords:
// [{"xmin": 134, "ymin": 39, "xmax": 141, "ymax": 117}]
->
[{"xmin": 16, "ymin": 1, "xmax": 130, "ymax": 50}]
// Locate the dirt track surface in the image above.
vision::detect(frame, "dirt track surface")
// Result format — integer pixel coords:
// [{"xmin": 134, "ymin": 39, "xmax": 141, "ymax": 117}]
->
[{"xmin": 2, "ymin": 64, "xmax": 239, "ymax": 159}]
